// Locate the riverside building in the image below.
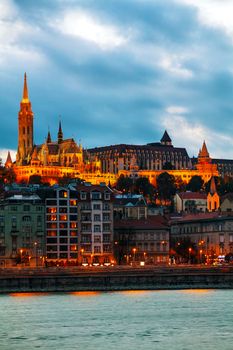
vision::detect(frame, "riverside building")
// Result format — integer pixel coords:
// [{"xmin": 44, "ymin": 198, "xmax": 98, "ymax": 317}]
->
[{"xmin": 0, "ymin": 193, "xmax": 45, "ymax": 267}]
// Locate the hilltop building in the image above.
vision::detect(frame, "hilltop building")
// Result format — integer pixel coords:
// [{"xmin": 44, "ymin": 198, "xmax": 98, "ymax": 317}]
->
[{"xmin": 6, "ymin": 74, "xmax": 220, "ymax": 186}]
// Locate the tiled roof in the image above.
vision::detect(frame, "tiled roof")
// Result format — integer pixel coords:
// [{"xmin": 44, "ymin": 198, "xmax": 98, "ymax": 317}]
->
[
  {"xmin": 115, "ymin": 215, "xmax": 169, "ymax": 229},
  {"xmin": 177, "ymin": 192, "xmax": 207, "ymax": 200}
]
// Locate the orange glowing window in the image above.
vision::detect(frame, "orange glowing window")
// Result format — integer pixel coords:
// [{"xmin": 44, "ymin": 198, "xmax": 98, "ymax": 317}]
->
[
  {"xmin": 70, "ymin": 200, "xmax": 77, "ymax": 206},
  {"xmin": 70, "ymin": 222, "xmax": 77, "ymax": 228},
  {"xmin": 70, "ymin": 231, "xmax": 77, "ymax": 236},
  {"xmin": 70, "ymin": 245, "xmax": 78, "ymax": 251},
  {"xmin": 47, "ymin": 231, "xmax": 57, "ymax": 237},
  {"xmin": 59, "ymin": 215, "xmax": 67, "ymax": 221}
]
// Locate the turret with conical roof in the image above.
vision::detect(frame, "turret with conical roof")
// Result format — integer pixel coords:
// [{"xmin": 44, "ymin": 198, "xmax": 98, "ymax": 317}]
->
[
  {"xmin": 198, "ymin": 141, "xmax": 210, "ymax": 162},
  {"xmin": 5, "ymin": 151, "xmax": 12, "ymax": 168},
  {"xmin": 17, "ymin": 73, "xmax": 34, "ymax": 165},
  {"xmin": 207, "ymin": 176, "xmax": 219, "ymax": 211},
  {"xmin": 160, "ymin": 130, "xmax": 172, "ymax": 146}
]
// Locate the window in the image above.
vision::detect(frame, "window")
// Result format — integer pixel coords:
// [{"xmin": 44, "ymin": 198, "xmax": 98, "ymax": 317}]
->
[
  {"xmin": 91, "ymin": 192, "xmax": 101, "ymax": 200},
  {"xmin": 103, "ymin": 214, "xmax": 110, "ymax": 221},
  {"xmin": 94, "ymin": 235, "xmax": 101, "ymax": 243},
  {"xmin": 47, "ymin": 200, "xmax": 57, "ymax": 205},
  {"xmin": 103, "ymin": 204, "xmax": 110, "ymax": 210},
  {"xmin": 36, "ymin": 206, "xmax": 43, "ymax": 211},
  {"xmin": 94, "ymin": 225, "xmax": 101, "ymax": 232},
  {"xmin": 70, "ymin": 200, "xmax": 77, "ymax": 206},
  {"xmin": 47, "ymin": 207, "xmax": 57, "ymax": 213},
  {"xmin": 93, "ymin": 204, "xmax": 101, "ymax": 210},
  {"xmin": 94, "ymin": 246, "xmax": 101, "ymax": 253},
  {"xmin": 104, "ymin": 192, "xmax": 111, "ymax": 200},
  {"xmin": 23, "ymin": 205, "xmax": 30, "ymax": 211},
  {"xmin": 103, "ymin": 234, "xmax": 110, "ymax": 243},
  {"xmin": 103, "ymin": 245, "xmax": 111, "ymax": 252},
  {"xmin": 94, "ymin": 214, "xmax": 101, "ymax": 222},
  {"xmin": 59, "ymin": 191, "xmax": 68, "ymax": 198},
  {"xmin": 103, "ymin": 224, "xmax": 111, "ymax": 232},
  {"xmin": 80, "ymin": 192, "xmax": 86, "ymax": 200},
  {"xmin": 11, "ymin": 206, "xmax": 17, "ymax": 211}
]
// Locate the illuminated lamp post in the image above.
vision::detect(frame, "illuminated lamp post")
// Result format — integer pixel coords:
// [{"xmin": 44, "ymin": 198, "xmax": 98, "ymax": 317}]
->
[
  {"xmin": 200, "ymin": 249, "xmax": 203, "ymax": 264},
  {"xmin": 20, "ymin": 249, "xmax": 23, "ymax": 264},
  {"xmin": 188, "ymin": 247, "xmax": 192, "ymax": 264},
  {"xmin": 34, "ymin": 242, "xmax": 38, "ymax": 267},
  {"xmin": 133, "ymin": 248, "xmax": 137, "ymax": 263},
  {"xmin": 80, "ymin": 248, "xmax": 84, "ymax": 265}
]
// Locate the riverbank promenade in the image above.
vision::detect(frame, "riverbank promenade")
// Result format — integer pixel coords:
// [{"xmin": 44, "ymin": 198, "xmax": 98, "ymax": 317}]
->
[{"xmin": 1, "ymin": 265, "xmax": 233, "ymax": 293}]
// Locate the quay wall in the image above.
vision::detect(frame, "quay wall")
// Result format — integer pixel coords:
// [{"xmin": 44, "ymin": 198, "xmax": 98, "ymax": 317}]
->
[{"xmin": 1, "ymin": 267, "xmax": 233, "ymax": 292}]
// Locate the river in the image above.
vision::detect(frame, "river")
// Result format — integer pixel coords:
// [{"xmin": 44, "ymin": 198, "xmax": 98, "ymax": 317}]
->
[{"xmin": 0, "ymin": 290, "xmax": 232, "ymax": 350}]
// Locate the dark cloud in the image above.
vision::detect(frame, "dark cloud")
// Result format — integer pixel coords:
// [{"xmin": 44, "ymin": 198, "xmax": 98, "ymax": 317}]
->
[{"xmin": 0, "ymin": 0, "xmax": 233, "ymax": 159}]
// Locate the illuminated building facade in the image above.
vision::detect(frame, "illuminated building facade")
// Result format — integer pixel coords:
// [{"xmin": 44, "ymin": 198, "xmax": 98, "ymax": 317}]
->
[
  {"xmin": 9, "ymin": 74, "xmax": 219, "ymax": 186},
  {"xmin": 114, "ymin": 215, "xmax": 170, "ymax": 265},
  {"xmin": 170, "ymin": 212, "xmax": 233, "ymax": 258}
]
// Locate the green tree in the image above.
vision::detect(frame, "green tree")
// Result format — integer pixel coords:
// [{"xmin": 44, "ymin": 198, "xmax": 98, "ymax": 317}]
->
[
  {"xmin": 156, "ymin": 172, "xmax": 176, "ymax": 204},
  {"xmin": 115, "ymin": 175, "xmax": 133, "ymax": 193},
  {"xmin": 187, "ymin": 175, "xmax": 204, "ymax": 192},
  {"xmin": 134, "ymin": 177, "xmax": 155, "ymax": 200}
]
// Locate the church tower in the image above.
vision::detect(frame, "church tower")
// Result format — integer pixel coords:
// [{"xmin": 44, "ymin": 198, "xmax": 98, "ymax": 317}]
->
[{"xmin": 16, "ymin": 73, "xmax": 34, "ymax": 165}]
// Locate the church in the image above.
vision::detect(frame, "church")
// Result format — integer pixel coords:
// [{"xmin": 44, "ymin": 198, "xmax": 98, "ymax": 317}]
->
[
  {"xmin": 16, "ymin": 73, "xmax": 83, "ymax": 169},
  {"xmin": 8, "ymin": 74, "xmax": 109, "ymax": 184}
]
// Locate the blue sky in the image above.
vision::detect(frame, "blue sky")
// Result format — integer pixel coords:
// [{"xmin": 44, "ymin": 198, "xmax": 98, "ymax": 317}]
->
[{"xmin": 1, "ymin": 0, "xmax": 233, "ymax": 162}]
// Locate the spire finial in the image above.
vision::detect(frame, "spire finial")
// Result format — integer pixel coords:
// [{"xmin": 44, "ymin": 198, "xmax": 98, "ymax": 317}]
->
[{"xmin": 22, "ymin": 72, "xmax": 29, "ymax": 102}]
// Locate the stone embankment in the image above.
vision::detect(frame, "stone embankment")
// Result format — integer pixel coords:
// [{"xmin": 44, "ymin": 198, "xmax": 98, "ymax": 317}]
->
[{"xmin": 0, "ymin": 266, "xmax": 233, "ymax": 293}]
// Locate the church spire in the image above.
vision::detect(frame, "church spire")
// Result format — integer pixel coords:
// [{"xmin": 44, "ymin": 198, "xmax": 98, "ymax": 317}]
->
[
  {"xmin": 58, "ymin": 120, "xmax": 63, "ymax": 144},
  {"xmin": 210, "ymin": 176, "xmax": 217, "ymax": 196},
  {"xmin": 22, "ymin": 72, "xmax": 29, "ymax": 103},
  {"xmin": 47, "ymin": 130, "xmax": 51, "ymax": 143}
]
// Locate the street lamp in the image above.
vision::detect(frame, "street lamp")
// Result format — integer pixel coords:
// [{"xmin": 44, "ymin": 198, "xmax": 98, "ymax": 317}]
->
[
  {"xmin": 34, "ymin": 242, "xmax": 38, "ymax": 267},
  {"xmin": 133, "ymin": 248, "xmax": 136, "ymax": 263},
  {"xmin": 20, "ymin": 249, "xmax": 23, "ymax": 264},
  {"xmin": 188, "ymin": 247, "xmax": 192, "ymax": 264},
  {"xmin": 200, "ymin": 249, "xmax": 203, "ymax": 264},
  {"xmin": 80, "ymin": 248, "xmax": 84, "ymax": 265}
]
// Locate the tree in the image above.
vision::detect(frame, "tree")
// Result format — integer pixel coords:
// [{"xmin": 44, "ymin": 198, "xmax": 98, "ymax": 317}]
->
[
  {"xmin": 170, "ymin": 237, "xmax": 198, "ymax": 264},
  {"xmin": 187, "ymin": 175, "xmax": 204, "ymax": 192},
  {"xmin": 134, "ymin": 177, "xmax": 155, "ymax": 200},
  {"xmin": 162, "ymin": 162, "xmax": 174, "ymax": 170},
  {"xmin": 175, "ymin": 176, "xmax": 186, "ymax": 192},
  {"xmin": 1, "ymin": 167, "xmax": 16, "ymax": 184},
  {"xmin": 156, "ymin": 172, "xmax": 176, "ymax": 204},
  {"xmin": 115, "ymin": 175, "xmax": 133, "ymax": 193},
  {"xmin": 29, "ymin": 175, "xmax": 43, "ymax": 184}
]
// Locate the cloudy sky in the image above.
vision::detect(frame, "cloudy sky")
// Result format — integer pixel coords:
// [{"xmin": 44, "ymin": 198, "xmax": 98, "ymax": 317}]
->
[{"xmin": 1, "ymin": 0, "xmax": 233, "ymax": 162}]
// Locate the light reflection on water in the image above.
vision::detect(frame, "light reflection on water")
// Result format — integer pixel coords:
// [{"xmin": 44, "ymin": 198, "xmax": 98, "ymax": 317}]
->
[{"xmin": 0, "ymin": 290, "xmax": 233, "ymax": 350}]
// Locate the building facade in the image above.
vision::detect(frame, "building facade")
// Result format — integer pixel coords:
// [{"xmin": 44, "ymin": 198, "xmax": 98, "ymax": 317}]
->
[
  {"xmin": 77, "ymin": 183, "xmax": 114, "ymax": 265},
  {"xmin": 114, "ymin": 216, "xmax": 170, "ymax": 265},
  {"xmin": 0, "ymin": 194, "xmax": 45, "ymax": 267},
  {"xmin": 170, "ymin": 212, "xmax": 233, "ymax": 260}
]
